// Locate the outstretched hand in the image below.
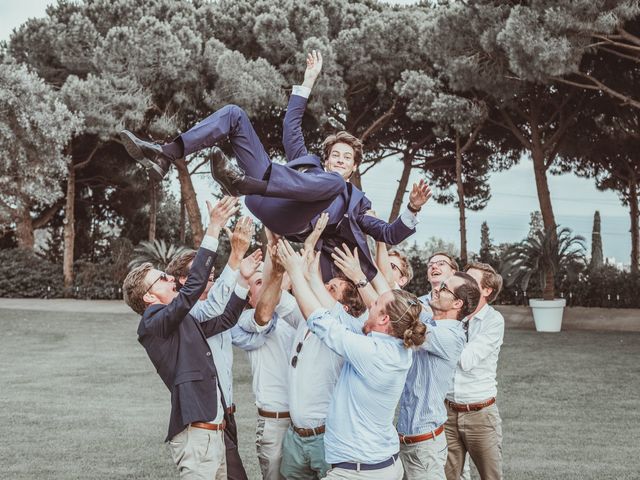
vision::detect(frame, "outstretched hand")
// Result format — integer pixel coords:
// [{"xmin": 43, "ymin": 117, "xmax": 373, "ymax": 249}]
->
[
  {"xmin": 226, "ymin": 216, "xmax": 254, "ymax": 259},
  {"xmin": 304, "ymin": 212, "xmax": 328, "ymax": 253},
  {"xmin": 332, "ymin": 243, "xmax": 365, "ymax": 283},
  {"xmin": 239, "ymin": 249, "xmax": 263, "ymax": 283},
  {"xmin": 302, "ymin": 50, "xmax": 323, "ymax": 89},
  {"xmin": 276, "ymin": 239, "xmax": 306, "ymax": 276},
  {"xmin": 206, "ymin": 196, "xmax": 240, "ymax": 235},
  {"xmin": 409, "ymin": 179, "xmax": 432, "ymax": 210}
]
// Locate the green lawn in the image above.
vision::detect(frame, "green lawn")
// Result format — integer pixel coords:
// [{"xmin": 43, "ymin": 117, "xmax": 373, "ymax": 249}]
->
[{"xmin": 1, "ymin": 308, "xmax": 639, "ymax": 479}]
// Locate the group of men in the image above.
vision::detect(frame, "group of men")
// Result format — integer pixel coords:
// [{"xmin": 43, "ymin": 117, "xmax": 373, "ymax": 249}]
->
[{"xmin": 122, "ymin": 51, "xmax": 506, "ymax": 480}]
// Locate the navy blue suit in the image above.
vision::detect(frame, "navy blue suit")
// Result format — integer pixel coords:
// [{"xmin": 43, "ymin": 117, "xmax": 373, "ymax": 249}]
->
[
  {"xmin": 282, "ymin": 94, "xmax": 416, "ymax": 281},
  {"xmin": 178, "ymin": 98, "xmax": 415, "ymax": 281},
  {"xmin": 137, "ymin": 245, "xmax": 248, "ymax": 441}
]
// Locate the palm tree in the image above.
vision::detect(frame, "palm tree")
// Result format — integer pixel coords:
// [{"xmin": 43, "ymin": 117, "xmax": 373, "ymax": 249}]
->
[
  {"xmin": 128, "ymin": 240, "xmax": 190, "ymax": 271},
  {"xmin": 502, "ymin": 226, "xmax": 587, "ymax": 301}
]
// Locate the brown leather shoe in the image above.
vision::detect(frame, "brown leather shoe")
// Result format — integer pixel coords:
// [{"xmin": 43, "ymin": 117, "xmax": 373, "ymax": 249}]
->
[
  {"xmin": 209, "ymin": 148, "xmax": 246, "ymax": 197},
  {"xmin": 119, "ymin": 130, "xmax": 172, "ymax": 181}
]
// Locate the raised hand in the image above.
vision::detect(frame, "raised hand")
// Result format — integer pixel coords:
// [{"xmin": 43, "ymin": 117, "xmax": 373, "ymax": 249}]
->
[
  {"xmin": 332, "ymin": 243, "xmax": 366, "ymax": 284},
  {"xmin": 408, "ymin": 179, "xmax": 432, "ymax": 210},
  {"xmin": 264, "ymin": 227, "xmax": 281, "ymax": 247},
  {"xmin": 226, "ymin": 216, "xmax": 254, "ymax": 260},
  {"xmin": 303, "ymin": 212, "xmax": 329, "ymax": 255},
  {"xmin": 302, "ymin": 50, "xmax": 323, "ymax": 89},
  {"xmin": 276, "ymin": 239, "xmax": 306, "ymax": 275},
  {"xmin": 268, "ymin": 243, "xmax": 286, "ymax": 276},
  {"xmin": 206, "ymin": 196, "xmax": 240, "ymax": 236},
  {"xmin": 239, "ymin": 249, "xmax": 263, "ymax": 287}
]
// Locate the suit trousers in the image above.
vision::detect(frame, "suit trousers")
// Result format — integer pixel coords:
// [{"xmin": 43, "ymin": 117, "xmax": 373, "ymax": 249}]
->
[
  {"xmin": 444, "ymin": 403, "xmax": 503, "ymax": 480},
  {"xmin": 399, "ymin": 431, "xmax": 447, "ymax": 480},
  {"xmin": 168, "ymin": 425, "xmax": 226, "ymax": 480},
  {"xmin": 256, "ymin": 415, "xmax": 291, "ymax": 480},
  {"xmin": 225, "ymin": 413, "xmax": 249, "ymax": 480}
]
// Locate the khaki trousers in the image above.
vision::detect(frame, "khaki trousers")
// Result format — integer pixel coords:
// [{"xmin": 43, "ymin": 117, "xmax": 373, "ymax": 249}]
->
[
  {"xmin": 325, "ymin": 459, "xmax": 404, "ymax": 479},
  {"xmin": 168, "ymin": 425, "xmax": 227, "ymax": 480},
  {"xmin": 444, "ymin": 403, "xmax": 503, "ymax": 480},
  {"xmin": 400, "ymin": 431, "xmax": 447, "ymax": 480},
  {"xmin": 256, "ymin": 415, "xmax": 291, "ymax": 480}
]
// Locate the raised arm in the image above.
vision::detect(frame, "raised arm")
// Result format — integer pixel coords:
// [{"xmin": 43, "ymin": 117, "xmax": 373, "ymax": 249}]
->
[
  {"xmin": 141, "ymin": 197, "xmax": 239, "ymax": 338},
  {"xmin": 332, "ymin": 243, "xmax": 380, "ymax": 309},
  {"xmin": 276, "ymin": 239, "xmax": 323, "ymax": 319},
  {"xmin": 255, "ymin": 244, "xmax": 285, "ymax": 326},
  {"xmin": 358, "ymin": 181, "xmax": 431, "ymax": 243},
  {"xmin": 283, "ymin": 50, "xmax": 323, "ymax": 161}
]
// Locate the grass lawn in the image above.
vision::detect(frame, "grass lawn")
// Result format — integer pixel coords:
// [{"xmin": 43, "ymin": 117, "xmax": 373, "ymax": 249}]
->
[{"xmin": 1, "ymin": 307, "xmax": 639, "ymax": 479}]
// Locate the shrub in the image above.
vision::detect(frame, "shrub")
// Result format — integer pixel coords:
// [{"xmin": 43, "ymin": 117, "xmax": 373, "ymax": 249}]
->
[{"xmin": 0, "ymin": 248, "xmax": 63, "ymax": 298}]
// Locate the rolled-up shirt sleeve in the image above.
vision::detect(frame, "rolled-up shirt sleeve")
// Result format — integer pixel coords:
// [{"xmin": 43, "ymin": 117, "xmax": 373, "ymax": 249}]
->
[
  {"xmin": 399, "ymin": 208, "xmax": 419, "ymax": 229},
  {"xmin": 292, "ymin": 85, "xmax": 311, "ymax": 98}
]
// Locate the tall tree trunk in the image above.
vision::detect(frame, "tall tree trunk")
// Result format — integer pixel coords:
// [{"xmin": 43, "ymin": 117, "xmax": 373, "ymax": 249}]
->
[
  {"xmin": 15, "ymin": 204, "xmax": 34, "ymax": 249},
  {"xmin": 389, "ymin": 151, "xmax": 414, "ymax": 222},
  {"xmin": 179, "ymin": 197, "xmax": 186, "ymax": 244},
  {"xmin": 351, "ymin": 167, "xmax": 362, "ymax": 190},
  {"xmin": 63, "ymin": 161, "xmax": 76, "ymax": 295},
  {"xmin": 629, "ymin": 174, "xmax": 639, "ymax": 274},
  {"xmin": 148, "ymin": 177, "xmax": 157, "ymax": 242},
  {"xmin": 531, "ymin": 145, "xmax": 557, "ymax": 300},
  {"xmin": 174, "ymin": 158, "xmax": 204, "ymax": 246},
  {"xmin": 455, "ymin": 133, "xmax": 468, "ymax": 265},
  {"xmin": 542, "ymin": 266, "xmax": 555, "ymax": 301}
]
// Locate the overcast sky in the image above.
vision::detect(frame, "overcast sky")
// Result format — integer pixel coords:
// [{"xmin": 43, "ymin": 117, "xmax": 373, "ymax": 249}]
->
[{"xmin": 1, "ymin": 0, "xmax": 632, "ymax": 265}]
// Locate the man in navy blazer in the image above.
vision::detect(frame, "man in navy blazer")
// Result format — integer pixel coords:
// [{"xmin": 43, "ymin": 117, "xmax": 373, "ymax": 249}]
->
[
  {"xmin": 120, "ymin": 51, "xmax": 431, "ymax": 282},
  {"xmin": 123, "ymin": 197, "xmax": 251, "ymax": 479}
]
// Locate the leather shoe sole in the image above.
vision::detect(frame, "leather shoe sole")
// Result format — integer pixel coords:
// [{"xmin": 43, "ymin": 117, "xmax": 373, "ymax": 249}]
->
[{"xmin": 119, "ymin": 130, "xmax": 168, "ymax": 181}]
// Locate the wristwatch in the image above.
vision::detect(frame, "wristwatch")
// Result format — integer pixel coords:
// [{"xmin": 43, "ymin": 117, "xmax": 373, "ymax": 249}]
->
[{"xmin": 355, "ymin": 278, "xmax": 369, "ymax": 288}]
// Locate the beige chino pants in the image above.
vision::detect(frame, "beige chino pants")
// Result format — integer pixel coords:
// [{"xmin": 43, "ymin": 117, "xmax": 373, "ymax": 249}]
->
[
  {"xmin": 168, "ymin": 425, "xmax": 227, "ymax": 480},
  {"xmin": 444, "ymin": 403, "xmax": 503, "ymax": 480},
  {"xmin": 256, "ymin": 415, "xmax": 291, "ymax": 480}
]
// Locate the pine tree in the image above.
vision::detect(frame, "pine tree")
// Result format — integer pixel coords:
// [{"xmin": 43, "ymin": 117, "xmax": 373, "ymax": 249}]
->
[
  {"xmin": 590, "ymin": 211, "xmax": 604, "ymax": 270},
  {"xmin": 479, "ymin": 221, "xmax": 494, "ymax": 264}
]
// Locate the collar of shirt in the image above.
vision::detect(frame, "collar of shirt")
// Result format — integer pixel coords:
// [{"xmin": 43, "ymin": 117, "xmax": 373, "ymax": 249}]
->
[
  {"xmin": 469, "ymin": 303, "xmax": 490, "ymax": 321},
  {"xmin": 367, "ymin": 330, "xmax": 404, "ymax": 346}
]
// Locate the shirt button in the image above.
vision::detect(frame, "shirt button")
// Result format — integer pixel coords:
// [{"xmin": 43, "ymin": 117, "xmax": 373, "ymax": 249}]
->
[{"xmin": 206, "ymin": 352, "xmax": 211, "ymax": 356}]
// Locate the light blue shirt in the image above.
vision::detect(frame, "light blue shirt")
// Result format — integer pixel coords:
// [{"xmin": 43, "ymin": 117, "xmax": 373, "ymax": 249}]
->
[
  {"xmin": 397, "ymin": 317, "xmax": 466, "ymax": 435},
  {"xmin": 307, "ymin": 308, "xmax": 413, "ymax": 464},
  {"xmin": 190, "ymin": 264, "xmax": 266, "ymax": 406}
]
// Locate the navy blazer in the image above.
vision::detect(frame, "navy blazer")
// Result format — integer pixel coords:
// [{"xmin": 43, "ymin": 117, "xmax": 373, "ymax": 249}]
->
[
  {"xmin": 137, "ymin": 245, "xmax": 248, "ymax": 441},
  {"xmin": 283, "ymin": 94, "xmax": 416, "ymax": 281}
]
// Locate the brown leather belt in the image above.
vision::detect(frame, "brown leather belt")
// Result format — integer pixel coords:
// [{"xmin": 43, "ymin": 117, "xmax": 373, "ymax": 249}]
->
[
  {"xmin": 293, "ymin": 424, "xmax": 325, "ymax": 437},
  {"xmin": 191, "ymin": 420, "xmax": 226, "ymax": 431},
  {"xmin": 226, "ymin": 404, "xmax": 236, "ymax": 415},
  {"xmin": 446, "ymin": 397, "xmax": 496, "ymax": 412},
  {"xmin": 399, "ymin": 425, "xmax": 445, "ymax": 445},
  {"xmin": 258, "ymin": 408, "xmax": 291, "ymax": 419}
]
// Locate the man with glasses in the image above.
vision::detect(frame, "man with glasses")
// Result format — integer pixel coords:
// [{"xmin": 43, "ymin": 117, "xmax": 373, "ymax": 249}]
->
[
  {"xmin": 445, "ymin": 263, "xmax": 505, "ymax": 480},
  {"xmin": 165, "ymin": 216, "xmax": 263, "ymax": 480},
  {"xmin": 418, "ymin": 253, "xmax": 460, "ymax": 311},
  {"xmin": 123, "ymin": 197, "xmax": 252, "ymax": 479},
  {"xmin": 398, "ymin": 272, "xmax": 480, "ymax": 480}
]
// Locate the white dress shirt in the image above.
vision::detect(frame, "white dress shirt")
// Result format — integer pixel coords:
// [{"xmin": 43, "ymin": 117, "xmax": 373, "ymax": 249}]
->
[
  {"xmin": 236, "ymin": 308, "xmax": 296, "ymax": 412},
  {"xmin": 447, "ymin": 304, "xmax": 504, "ymax": 403},
  {"xmin": 286, "ymin": 300, "xmax": 344, "ymax": 429}
]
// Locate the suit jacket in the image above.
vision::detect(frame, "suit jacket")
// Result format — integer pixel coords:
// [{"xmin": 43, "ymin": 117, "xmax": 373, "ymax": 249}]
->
[
  {"xmin": 283, "ymin": 94, "xmax": 416, "ymax": 281},
  {"xmin": 137, "ymin": 245, "xmax": 248, "ymax": 441}
]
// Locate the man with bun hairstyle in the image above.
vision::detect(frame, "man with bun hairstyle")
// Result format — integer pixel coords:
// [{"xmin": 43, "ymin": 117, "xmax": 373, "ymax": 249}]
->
[
  {"xmin": 277, "ymin": 239, "xmax": 426, "ymax": 480},
  {"xmin": 445, "ymin": 262, "xmax": 505, "ymax": 480}
]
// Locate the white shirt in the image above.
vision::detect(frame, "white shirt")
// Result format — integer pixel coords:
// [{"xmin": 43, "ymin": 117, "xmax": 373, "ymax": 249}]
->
[
  {"xmin": 281, "ymin": 292, "xmax": 344, "ymax": 429},
  {"xmin": 190, "ymin": 265, "xmax": 238, "ymax": 407},
  {"xmin": 236, "ymin": 307, "xmax": 296, "ymax": 412},
  {"xmin": 447, "ymin": 304, "xmax": 504, "ymax": 403}
]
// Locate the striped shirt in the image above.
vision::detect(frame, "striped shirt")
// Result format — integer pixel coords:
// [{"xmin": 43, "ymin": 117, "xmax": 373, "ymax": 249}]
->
[{"xmin": 397, "ymin": 317, "xmax": 466, "ymax": 435}]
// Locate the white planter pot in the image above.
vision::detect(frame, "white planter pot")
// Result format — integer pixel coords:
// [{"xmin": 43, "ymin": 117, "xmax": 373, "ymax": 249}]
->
[{"xmin": 529, "ymin": 298, "xmax": 566, "ymax": 332}]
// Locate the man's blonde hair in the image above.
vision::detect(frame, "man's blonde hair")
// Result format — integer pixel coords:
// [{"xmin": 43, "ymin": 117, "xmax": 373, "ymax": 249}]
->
[
  {"xmin": 464, "ymin": 262, "xmax": 503, "ymax": 304},
  {"xmin": 123, "ymin": 263, "xmax": 154, "ymax": 315}
]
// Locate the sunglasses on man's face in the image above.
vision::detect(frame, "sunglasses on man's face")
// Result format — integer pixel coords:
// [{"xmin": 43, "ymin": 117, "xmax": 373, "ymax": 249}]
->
[
  {"xmin": 390, "ymin": 262, "xmax": 406, "ymax": 277},
  {"xmin": 145, "ymin": 273, "xmax": 168, "ymax": 294},
  {"xmin": 439, "ymin": 281, "xmax": 460, "ymax": 301}
]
